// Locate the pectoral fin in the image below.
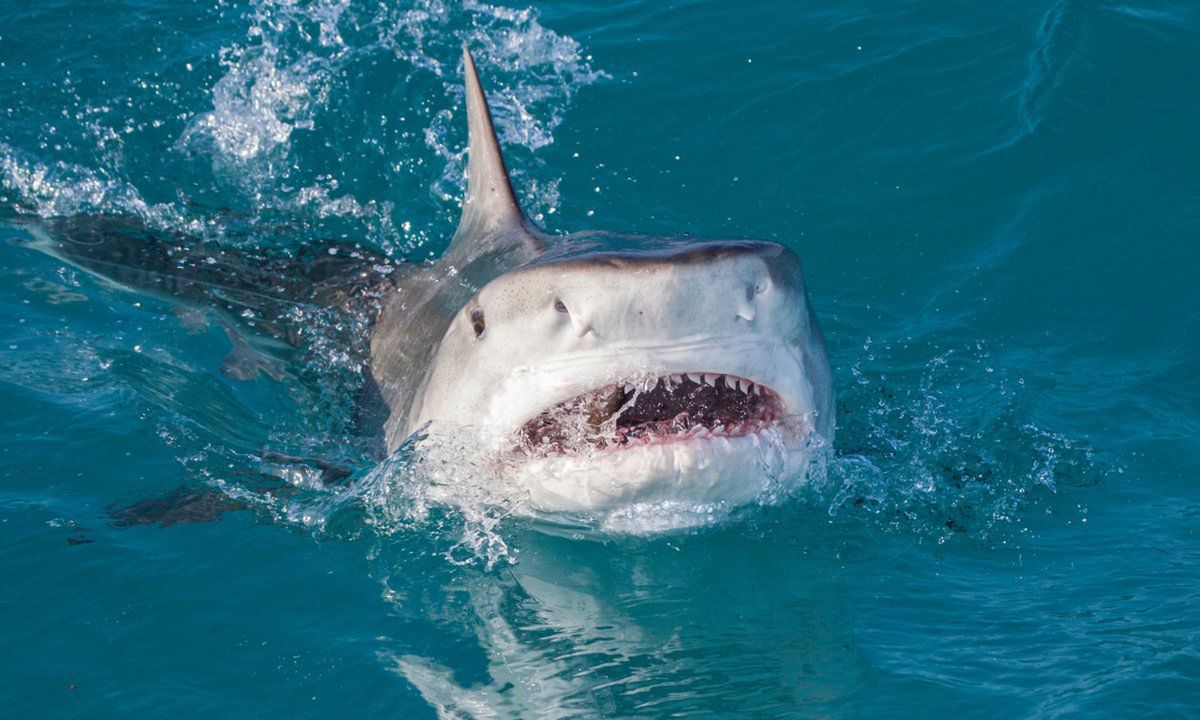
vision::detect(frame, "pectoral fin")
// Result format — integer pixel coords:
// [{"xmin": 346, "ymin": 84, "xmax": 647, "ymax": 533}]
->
[
  {"xmin": 220, "ymin": 323, "xmax": 288, "ymax": 381},
  {"xmin": 173, "ymin": 305, "xmax": 209, "ymax": 334}
]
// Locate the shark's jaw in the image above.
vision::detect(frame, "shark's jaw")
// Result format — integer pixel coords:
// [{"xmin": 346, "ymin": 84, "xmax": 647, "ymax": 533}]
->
[
  {"xmin": 470, "ymin": 348, "xmax": 821, "ymax": 515},
  {"xmin": 506, "ymin": 371, "xmax": 813, "ymax": 515},
  {"xmin": 516, "ymin": 372, "xmax": 788, "ymax": 457},
  {"xmin": 411, "ymin": 329, "xmax": 825, "ymax": 517}
]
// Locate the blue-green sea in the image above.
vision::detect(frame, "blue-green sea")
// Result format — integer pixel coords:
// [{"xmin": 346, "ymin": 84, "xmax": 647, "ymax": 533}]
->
[{"xmin": 2, "ymin": 0, "xmax": 1199, "ymax": 717}]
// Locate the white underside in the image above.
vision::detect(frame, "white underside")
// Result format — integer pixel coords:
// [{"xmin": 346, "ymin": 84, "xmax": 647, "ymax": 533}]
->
[{"xmin": 511, "ymin": 423, "xmax": 814, "ymax": 513}]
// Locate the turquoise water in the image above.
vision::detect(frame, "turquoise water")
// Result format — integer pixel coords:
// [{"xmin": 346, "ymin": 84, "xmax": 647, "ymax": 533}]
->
[{"xmin": 2, "ymin": 0, "xmax": 1199, "ymax": 716}]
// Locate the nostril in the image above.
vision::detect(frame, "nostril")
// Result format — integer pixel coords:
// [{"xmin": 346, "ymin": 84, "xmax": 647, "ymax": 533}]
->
[
  {"xmin": 554, "ymin": 298, "xmax": 569, "ymax": 314},
  {"xmin": 470, "ymin": 308, "xmax": 486, "ymax": 338},
  {"xmin": 738, "ymin": 284, "xmax": 757, "ymax": 322}
]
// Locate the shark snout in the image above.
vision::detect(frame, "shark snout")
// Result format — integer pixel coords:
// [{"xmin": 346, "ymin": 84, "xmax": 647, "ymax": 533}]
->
[
  {"xmin": 549, "ymin": 274, "xmax": 766, "ymax": 342},
  {"xmin": 477, "ymin": 240, "xmax": 808, "ymax": 350}
]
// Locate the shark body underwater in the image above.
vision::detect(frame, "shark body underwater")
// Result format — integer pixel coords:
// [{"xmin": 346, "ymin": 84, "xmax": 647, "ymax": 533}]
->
[{"xmin": 20, "ymin": 49, "xmax": 834, "ymax": 518}]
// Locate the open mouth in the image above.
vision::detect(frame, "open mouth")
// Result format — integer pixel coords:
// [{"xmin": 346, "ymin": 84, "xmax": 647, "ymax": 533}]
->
[{"xmin": 517, "ymin": 373, "xmax": 786, "ymax": 457}]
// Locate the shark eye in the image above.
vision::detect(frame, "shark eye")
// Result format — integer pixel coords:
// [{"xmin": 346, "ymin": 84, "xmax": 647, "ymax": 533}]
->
[
  {"xmin": 553, "ymin": 298, "xmax": 569, "ymax": 314},
  {"xmin": 470, "ymin": 308, "xmax": 486, "ymax": 338}
]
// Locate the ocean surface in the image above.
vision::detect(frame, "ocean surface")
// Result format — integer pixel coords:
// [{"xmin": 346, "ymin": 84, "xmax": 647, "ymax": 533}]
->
[{"xmin": 2, "ymin": 0, "xmax": 1199, "ymax": 717}]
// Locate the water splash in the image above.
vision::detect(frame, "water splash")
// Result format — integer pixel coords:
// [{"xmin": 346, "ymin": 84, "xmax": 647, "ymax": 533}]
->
[
  {"xmin": 178, "ymin": 45, "xmax": 325, "ymax": 173},
  {"xmin": 0, "ymin": 142, "xmax": 156, "ymax": 219},
  {"xmin": 811, "ymin": 340, "xmax": 1103, "ymax": 546},
  {"xmin": 196, "ymin": 427, "xmax": 524, "ymax": 570},
  {"xmin": 2, "ymin": 0, "xmax": 606, "ymax": 258},
  {"xmin": 178, "ymin": 0, "xmax": 606, "ymax": 226}
]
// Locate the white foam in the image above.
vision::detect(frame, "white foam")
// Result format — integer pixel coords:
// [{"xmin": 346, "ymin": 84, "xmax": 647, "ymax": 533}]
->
[
  {"xmin": 812, "ymin": 343, "xmax": 1103, "ymax": 545},
  {"xmin": 178, "ymin": 0, "xmax": 607, "ymax": 213},
  {"xmin": 0, "ymin": 142, "xmax": 152, "ymax": 218},
  {"xmin": 2, "ymin": 0, "xmax": 606, "ymax": 258},
  {"xmin": 178, "ymin": 47, "xmax": 320, "ymax": 168}
]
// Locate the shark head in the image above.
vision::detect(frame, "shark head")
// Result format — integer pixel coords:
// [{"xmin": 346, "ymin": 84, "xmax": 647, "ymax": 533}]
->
[{"xmin": 384, "ymin": 49, "xmax": 833, "ymax": 515}]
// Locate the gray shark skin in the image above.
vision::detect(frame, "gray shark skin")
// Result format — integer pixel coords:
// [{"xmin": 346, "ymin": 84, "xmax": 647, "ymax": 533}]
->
[{"xmin": 19, "ymin": 48, "xmax": 834, "ymax": 516}]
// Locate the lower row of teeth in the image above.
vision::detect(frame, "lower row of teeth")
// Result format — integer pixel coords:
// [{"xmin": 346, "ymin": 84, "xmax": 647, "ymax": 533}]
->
[
  {"xmin": 615, "ymin": 414, "xmax": 775, "ymax": 442},
  {"xmin": 629, "ymin": 423, "xmax": 758, "ymax": 440}
]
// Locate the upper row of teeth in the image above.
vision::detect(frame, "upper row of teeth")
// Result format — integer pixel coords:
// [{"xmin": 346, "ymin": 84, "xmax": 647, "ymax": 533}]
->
[{"xmin": 623, "ymin": 374, "xmax": 763, "ymax": 395}]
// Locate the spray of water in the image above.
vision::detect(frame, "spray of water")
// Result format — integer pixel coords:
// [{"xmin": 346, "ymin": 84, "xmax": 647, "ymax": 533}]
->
[
  {"xmin": 2, "ymin": 0, "xmax": 607, "ymax": 255},
  {"xmin": 812, "ymin": 339, "xmax": 1103, "ymax": 547}
]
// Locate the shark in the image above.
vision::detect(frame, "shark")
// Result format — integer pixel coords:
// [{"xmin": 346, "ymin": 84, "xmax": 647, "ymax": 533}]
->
[{"xmin": 17, "ymin": 48, "xmax": 834, "ymax": 518}]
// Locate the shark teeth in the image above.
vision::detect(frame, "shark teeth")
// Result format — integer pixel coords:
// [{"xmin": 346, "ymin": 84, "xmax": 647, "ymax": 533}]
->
[{"xmin": 517, "ymin": 370, "xmax": 785, "ymax": 456}]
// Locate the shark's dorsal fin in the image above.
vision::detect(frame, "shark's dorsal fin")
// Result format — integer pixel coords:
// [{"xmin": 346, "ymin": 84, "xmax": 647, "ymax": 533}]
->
[{"xmin": 450, "ymin": 47, "xmax": 543, "ymax": 257}]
